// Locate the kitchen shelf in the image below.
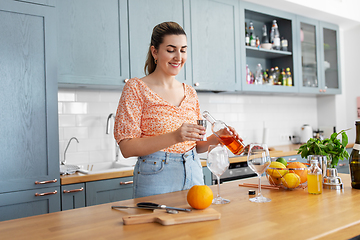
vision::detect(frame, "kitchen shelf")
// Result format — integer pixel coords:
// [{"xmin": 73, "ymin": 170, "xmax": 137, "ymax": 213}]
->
[{"xmin": 246, "ymin": 46, "xmax": 292, "ymax": 59}]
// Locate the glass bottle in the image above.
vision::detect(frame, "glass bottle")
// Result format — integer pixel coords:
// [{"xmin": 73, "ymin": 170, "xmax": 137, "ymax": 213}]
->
[
  {"xmin": 256, "ymin": 37, "xmax": 260, "ymax": 47},
  {"xmin": 269, "ymin": 67, "xmax": 275, "ymax": 85},
  {"xmin": 270, "ymin": 20, "xmax": 280, "ymax": 50},
  {"xmin": 274, "ymin": 66, "xmax": 280, "ymax": 84},
  {"xmin": 307, "ymin": 159, "xmax": 323, "ymax": 194},
  {"xmin": 261, "ymin": 25, "xmax": 269, "ymax": 44},
  {"xmin": 246, "ymin": 64, "xmax": 253, "ymax": 84},
  {"xmin": 202, "ymin": 111, "xmax": 245, "ymax": 155},
  {"xmin": 350, "ymin": 121, "xmax": 360, "ymax": 189},
  {"xmin": 286, "ymin": 68, "xmax": 292, "ymax": 86},
  {"xmin": 249, "ymin": 21, "xmax": 256, "ymax": 47},
  {"xmin": 281, "ymin": 37, "xmax": 288, "ymax": 51},
  {"xmin": 255, "ymin": 64, "xmax": 263, "ymax": 85},
  {"xmin": 280, "ymin": 70, "xmax": 286, "ymax": 86},
  {"xmin": 245, "ymin": 22, "xmax": 250, "ymax": 46}
]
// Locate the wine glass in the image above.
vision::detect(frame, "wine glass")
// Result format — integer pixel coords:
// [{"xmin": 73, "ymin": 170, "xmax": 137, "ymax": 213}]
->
[
  {"xmin": 247, "ymin": 143, "xmax": 271, "ymax": 203},
  {"xmin": 207, "ymin": 144, "xmax": 230, "ymax": 204}
]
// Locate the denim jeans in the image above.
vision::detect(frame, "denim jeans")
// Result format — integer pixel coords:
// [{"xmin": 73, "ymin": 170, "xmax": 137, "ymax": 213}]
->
[{"xmin": 133, "ymin": 148, "xmax": 204, "ymax": 198}]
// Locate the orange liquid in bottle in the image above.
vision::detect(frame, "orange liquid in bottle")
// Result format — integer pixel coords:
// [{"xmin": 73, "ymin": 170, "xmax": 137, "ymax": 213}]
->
[{"xmin": 219, "ymin": 135, "xmax": 245, "ymax": 155}]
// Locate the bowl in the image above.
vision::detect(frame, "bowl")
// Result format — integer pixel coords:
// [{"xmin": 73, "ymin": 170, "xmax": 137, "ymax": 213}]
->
[
  {"xmin": 266, "ymin": 166, "xmax": 308, "ymax": 190},
  {"xmin": 261, "ymin": 43, "xmax": 272, "ymax": 50}
]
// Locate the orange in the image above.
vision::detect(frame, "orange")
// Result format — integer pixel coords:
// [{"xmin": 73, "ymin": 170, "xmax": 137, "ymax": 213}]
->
[
  {"xmin": 187, "ymin": 185, "xmax": 213, "ymax": 210},
  {"xmin": 287, "ymin": 162, "xmax": 307, "ymax": 183},
  {"xmin": 268, "ymin": 175, "xmax": 281, "ymax": 186}
]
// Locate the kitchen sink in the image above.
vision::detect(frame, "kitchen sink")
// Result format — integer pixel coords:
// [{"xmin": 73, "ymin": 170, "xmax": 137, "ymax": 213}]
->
[{"xmin": 77, "ymin": 158, "xmax": 137, "ymax": 174}]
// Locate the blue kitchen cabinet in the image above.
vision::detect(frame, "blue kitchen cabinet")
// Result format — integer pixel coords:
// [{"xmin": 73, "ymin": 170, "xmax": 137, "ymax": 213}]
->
[
  {"xmin": 189, "ymin": 0, "xmax": 242, "ymax": 91},
  {"xmin": 15, "ymin": 0, "xmax": 55, "ymax": 6},
  {"xmin": 86, "ymin": 177, "xmax": 133, "ymax": 206},
  {"xmin": 127, "ymin": 0, "xmax": 192, "ymax": 86},
  {"xmin": 240, "ymin": 1, "xmax": 299, "ymax": 94},
  {"xmin": 57, "ymin": 0, "xmax": 130, "ymax": 88},
  {"xmin": 336, "ymin": 148, "xmax": 352, "ymax": 174},
  {"xmin": 203, "ymin": 167, "xmax": 212, "ymax": 186},
  {"xmin": 0, "ymin": 0, "xmax": 60, "ymax": 221},
  {"xmin": 61, "ymin": 183, "xmax": 86, "ymax": 211}
]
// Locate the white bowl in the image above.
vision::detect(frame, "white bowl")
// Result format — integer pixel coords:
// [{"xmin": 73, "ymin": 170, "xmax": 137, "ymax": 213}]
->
[{"xmin": 261, "ymin": 43, "xmax": 272, "ymax": 50}]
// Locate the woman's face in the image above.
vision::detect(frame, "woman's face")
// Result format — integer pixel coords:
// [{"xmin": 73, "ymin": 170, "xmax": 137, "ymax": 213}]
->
[{"xmin": 152, "ymin": 34, "xmax": 187, "ymax": 77}]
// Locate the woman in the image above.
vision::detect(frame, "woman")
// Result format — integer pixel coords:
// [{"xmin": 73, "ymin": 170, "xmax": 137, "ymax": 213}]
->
[{"xmin": 114, "ymin": 22, "xmax": 240, "ymax": 198}]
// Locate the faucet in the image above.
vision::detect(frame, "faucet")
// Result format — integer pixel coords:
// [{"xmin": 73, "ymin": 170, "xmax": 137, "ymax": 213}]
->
[
  {"xmin": 106, "ymin": 113, "xmax": 120, "ymax": 161},
  {"xmin": 62, "ymin": 137, "xmax": 79, "ymax": 165}
]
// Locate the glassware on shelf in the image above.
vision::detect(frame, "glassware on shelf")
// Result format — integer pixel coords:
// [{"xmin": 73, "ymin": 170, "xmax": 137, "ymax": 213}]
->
[
  {"xmin": 207, "ymin": 144, "xmax": 230, "ymax": 204},
  {"xmin": 270, "ymin": 20, "xmax": 280, "ymax": 50}
]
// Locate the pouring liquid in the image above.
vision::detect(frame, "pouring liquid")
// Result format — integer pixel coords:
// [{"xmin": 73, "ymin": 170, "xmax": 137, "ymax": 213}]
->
[{"xmin": 219, "ymin": 135, "xmax": 245, "ymax": 155}]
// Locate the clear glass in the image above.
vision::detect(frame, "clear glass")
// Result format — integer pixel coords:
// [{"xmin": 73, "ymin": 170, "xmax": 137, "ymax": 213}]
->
[
  {"xmin": 247, "ymin": 143, "xmax": 271, "ymax": 203},
  {"xmin": 301, "ymin": 22, "xmax": 318, "ymax": 88},
  {"xmin": 307, "ymin": 160, "xmax": 323, "ymax": 194},
  {"xmin": 323, "ymin": 28, "xmax": 339, "ymax": 89},
  {"xmin": 207, "ymin": 144, "xmax": 230, "ymax": 204}
]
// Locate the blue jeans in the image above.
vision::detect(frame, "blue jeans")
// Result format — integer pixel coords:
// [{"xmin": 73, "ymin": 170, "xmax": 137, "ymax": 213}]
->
[{"xmin": 133, "ymin": 148, "xmax": 204, "ymax": 198}]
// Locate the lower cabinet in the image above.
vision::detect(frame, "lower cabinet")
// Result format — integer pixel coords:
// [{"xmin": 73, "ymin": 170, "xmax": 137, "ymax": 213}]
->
[
  {"xmin": 0, "ymin": 186, "xmax": 60, "ymax": 221},
  {"xmin": 61, "ymin": 183, "xmax": 85, "ymax": 211},
  {"xmin": 203, "ymin": 167, "xmax": 212, "ymax": 186},
  {"xmin": 337, "ymin": 148, "xmax": 352, "ymax": 174},
  {"xmin": 281, "ymin": 155, "xmax": 307, "ymax": 163},
  {"xmin": 86, "ymin": 177, "xmax": 134, "ymax": 206}
]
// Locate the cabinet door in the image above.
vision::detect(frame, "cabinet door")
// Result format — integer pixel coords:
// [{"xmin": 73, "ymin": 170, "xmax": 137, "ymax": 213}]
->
[
  {"xmin": 296, "ymin": 16, "xmax": 322, "ymax": 94},
  {"xmin": 57, "ymin": 0, "xmax": 129, "ymax": 88},
  {"xmin": 15, "ymin": 0, "xmax": 55, "ymax": 7},
  {"xmin": 0, "ymin": 186, "xmax": 60, "ymax": 221},
  {"xmin": 319, "ymin": 22, "xmax": 341, "ymax": 94},
  {"xmin": 190, "ymin": 0, "xmax": 241, "ymax": 91},
  {"xmin": 128, "ymin": 0, "xmax": 192, "ymax": 85},
  {"xmin": 61, "ymin": 183, "xmax": 85, "ymax": 211},
  {"xmin": 0, "ymin": 0, "xmax": 59, "ymax": 193},
  {"xmin": 86, "ymin": 177, "xmax": 133, "ymax": 206},
  {"xmin": 240, "ymin": 2, "xmax": 298, "ymax": 93}
]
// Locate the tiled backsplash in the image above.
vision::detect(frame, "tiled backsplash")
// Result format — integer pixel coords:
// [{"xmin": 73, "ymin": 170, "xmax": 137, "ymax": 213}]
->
[{"xmin": 58, "ymin": 89, "xmax": 318, "ymax": 166}]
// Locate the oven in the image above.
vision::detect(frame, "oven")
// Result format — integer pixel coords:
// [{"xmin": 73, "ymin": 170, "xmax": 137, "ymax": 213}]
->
[{"xmin": 213, "ymin": 160, "xmax": 257, "ymax": 184}]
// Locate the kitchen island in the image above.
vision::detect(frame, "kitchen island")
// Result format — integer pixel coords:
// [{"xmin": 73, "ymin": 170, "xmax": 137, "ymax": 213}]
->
[{"xmin": 1, "ymin": 174, "xmax": 359, "ymax": 239}]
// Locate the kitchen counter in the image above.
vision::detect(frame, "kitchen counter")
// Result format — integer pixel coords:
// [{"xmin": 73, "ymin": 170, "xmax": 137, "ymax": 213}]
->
[
  {"xmin": 2, "ymin": 174, "xmax": 360, "ymax": 239},
  {"xmin": 60, "ymin": 143, "xmax": 354, "ymax": 185}
]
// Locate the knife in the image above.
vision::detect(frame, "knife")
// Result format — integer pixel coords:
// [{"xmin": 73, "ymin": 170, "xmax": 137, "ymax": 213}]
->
[
  {"xmin": 111, "ymin": 206, "xmax": 155, "ymax": 210},
  {"xmin": 136, "ymin": 202, "xmax": 192, "ymax": 212}
]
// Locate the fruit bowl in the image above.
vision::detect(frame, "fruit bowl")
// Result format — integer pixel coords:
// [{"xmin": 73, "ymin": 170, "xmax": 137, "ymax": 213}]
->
[{"xmin": 266, "ymin": 162, "xmax": 309, "ymax": 190}]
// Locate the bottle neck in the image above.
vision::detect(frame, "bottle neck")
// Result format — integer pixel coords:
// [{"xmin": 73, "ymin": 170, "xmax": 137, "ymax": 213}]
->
[
  {"xmin": 202, "ymin": 111, "xmax": 216, "ymax": 125},
  {"xmin": 356, "ymin": 122, "xmax": 360, "ymax": 144}
]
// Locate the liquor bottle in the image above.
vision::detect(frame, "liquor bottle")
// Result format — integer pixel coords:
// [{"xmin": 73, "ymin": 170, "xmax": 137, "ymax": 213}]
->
[
  {"xmin": 249, "ymin": 21, "xmax": 256, "ymax": 47},
  {"xmin": 350, "ymin": 121, "xmax": 360, "ymax": 189},
  {"xmin": 263, "ymin": 69, "xmax": 269, "ymax": 84},
  {"xmin": 202, "ymin": 111, "xmax": 245, "ymax": 155},
  {"xmin": 261, "ymin": 25, "xmax": 269, "ymax": 44},
  {"xmin": 245, "ymin": 22, "xmax": 250, "ymax": 46},
  {"xmin": 270, "ymin": 20, "xmax": 280, "ymax": 50},
  {"xmin": 256, "ymin": 37, "xmax": 260, "ymax": 47},
  {"xmin": 255, "ymin": 64, "xmax": 263, "ymax": 85},
  {"xmin": 281, "ymin": 37, "xmax": 288, "ymax": 51},
  {"xmin": 280, "ymin": 70, "xmax": 286, "ymax": 86},
  {"xmin": 274, "ymin": 66, "xmax": 280, "ymax": 84},
  {"xmin": 246, "ymin": 65, "xmax": 253, "ymax": 84},
  {"xmin": 269, "ymin": 67, "xmax": 275, "ymax": 85},
  {"xmin": 286, "ymin": 68, "xmax": 292, "ymax": 86},
  {"xmin": 307, "ymin": 159, "xmax": 323, "ymax": 194}
]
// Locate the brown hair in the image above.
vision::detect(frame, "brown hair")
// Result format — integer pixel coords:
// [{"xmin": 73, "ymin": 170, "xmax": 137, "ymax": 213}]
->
[{"xmin": 144, "ymin": 22, "xmax": 186, "ymax": 75}]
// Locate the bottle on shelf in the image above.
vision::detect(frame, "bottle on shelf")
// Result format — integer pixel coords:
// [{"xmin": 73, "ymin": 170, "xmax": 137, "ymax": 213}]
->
[
  {"xmin": 281, "ymin": 37, "xmax": 288, "ymax": 51},
  {"xmin": 245, "ymin": 22, "xmax": 250, "ymax": 46},
  {"xmin": 274, "ymin": 66, "xmax": 280, "ymax": 84},
  {"xmin": 256, "ymin": 37, "xmax": 260, "ymax": 47},
  {"xmin": 255, "ymin": 64, "xmax": 263, "ymax": 85},
  {"xmin": 249, "ymin": 21, "xmax": 256, "ymax": 47},
  {"xmin": 270, "ymin": 20, "xmax": 280, "ymax": 50},
  {"xmin": 263, "ymin": 69, "xmax": 269, "ymax": 84},
  {"xmin": 202, "ymin": 111, "xmax": 245, "ymax": 155},
  {"xmin": 286, "ymin": 68, "xmax": 292, "ymax": 86},
  {"xmin": 261, "ymin": 25, "xmax": 269, "ymax": 44},
  {"xmin": 280, "ymin": 69, "xmax": 286, "ymax": 86},
  {"xmin": 246, "ymin": 64, "xmax": 254, "ymax": 84},
  {"xmin": 307, "ymin": 159, "xmax": 323, "ymax": 194},
  {"xmin": 350, "ymin": 121, "xmax": 360, "ymax": 189},
  {"xmin": 269, "ymin": 67, "xmax": 275, "ymax": 85}
]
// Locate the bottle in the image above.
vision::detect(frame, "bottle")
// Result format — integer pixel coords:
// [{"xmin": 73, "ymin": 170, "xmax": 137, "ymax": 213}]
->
[
  {"xmin": 245, "ymin": 22, "xmax": 250, "ymax": 46},
  {"xmin": 255, "ymin": 64, "xmax": 263, "ymax": 85},
  {"xmin": 249, "ymin": 21, "xmax": 256, "ymax": 47},
  {"xmin": 263, "ymin": 69, "xmax": 269, "ymax": 84},
  {"xmin": 202, "ymin": 111, "xmax": 245, "ymax": 155},
  {"xmin": 269, "ymin": 68, "xmax": 275, "ymax": 85},
  {"xmin": 350, "ymin": 121, "xmax": 360, "ymax": 189},
  {"xmin": 261, "ymin": 25, "xmax": 269, "ymax": 44},
  {"xmin": 286, "ymin": 67, "xmax": 292, "ymax": 86},
  {"xmin": 256, "ymin": 37, "xmax": 260, "ymax": 47},
  {"xmin": 270, "ymin": 20, "xmax": 280, "ymax": 50},
  {"xmin": 274, "ymin": 66, "xmax": 280, "ymax": 84},
  {"xmin": 281, "ymin": 37, "xmax": 288, "ymax": 51},
  {"xmin": 246, "ymin": 65, "xmax": 253, "ymax": 84},
  {"xmin": 280, "ymin": 70, "xmax": 286, "ymax": 86},
  {"xmin": 307, "ymin": 159, "xmax": 323, "ymax": 194}
]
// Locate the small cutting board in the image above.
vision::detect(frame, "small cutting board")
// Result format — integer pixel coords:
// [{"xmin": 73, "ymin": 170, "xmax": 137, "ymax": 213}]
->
[{"xmin": 122, "ymin": 208, "xmax": 221, "ymax": 226}]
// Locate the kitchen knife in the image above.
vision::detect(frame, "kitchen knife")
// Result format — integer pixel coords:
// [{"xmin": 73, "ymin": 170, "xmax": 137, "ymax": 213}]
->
[
  {"xmin": 136, "ymin": 202, "xmax": 192, "ymax": 212},
  {"xmin": 111, "ymin": 206, "xmax": 155, "ymax": 210}
]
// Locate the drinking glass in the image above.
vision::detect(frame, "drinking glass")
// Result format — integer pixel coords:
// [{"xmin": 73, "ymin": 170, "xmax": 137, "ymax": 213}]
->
[
  {"xmin": 207, "ymin": 144, "xmax": 230, "ymax": 204},
  {"xmin": 247, "ymin": 143, "xmax": 271, "ymax": 203}
]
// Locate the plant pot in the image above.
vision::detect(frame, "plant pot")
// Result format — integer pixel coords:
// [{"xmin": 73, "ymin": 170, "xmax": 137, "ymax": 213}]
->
[{"xmin": 323, "ymin": 168, "xmax": 343, "ymax": 190}]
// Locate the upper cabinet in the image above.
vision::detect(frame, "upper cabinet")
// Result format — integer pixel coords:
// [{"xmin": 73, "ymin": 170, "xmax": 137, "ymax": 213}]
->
[
  {"xmin": 189, "ymin": 0, "xmax": 241, "ymax": 91},
  {"xmin": 57, "ymin": 0, "xmax": 129, "ymax": 88},
  {"xmin": 296, "ymin": 17, "xmax": 341, "ymax": 94},
  {"xmin": 128, "ymin": 0, "xmax": 192, "ymax": 86},
  {"xmin": 240, "ymin": 2, "xmax": 298, "ymax": 93}
]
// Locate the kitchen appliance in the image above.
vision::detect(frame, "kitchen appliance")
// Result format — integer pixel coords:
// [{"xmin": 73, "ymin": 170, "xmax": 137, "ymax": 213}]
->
[
  {"xmin": 213, "ymin": 161, "xmax": 257, "ymax": 184},
  {"xmin": 300, "ymin": 124, "xmax": 313, "ymax": 143}
]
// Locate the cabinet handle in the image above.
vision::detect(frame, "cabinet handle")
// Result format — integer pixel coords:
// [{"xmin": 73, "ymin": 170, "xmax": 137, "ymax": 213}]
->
[
  {"xmin": 120, "ymin": 181, "xmax": 133, "ymax": 185},
  {"xmin": 338, "ymin": 163, "xmax": 346, "ymax": 167},
  {"xmin": 194, "ymin": 82, "xmax": 199, "ymax": 87},
  {"xmin": 124, "ymin": 79, "xmax": 129, "ymax": 83},
  {"xmin": 319, "ymin": 89, "xmax": 323, "ymax": 92},
  {"xmin": 288, "ymin": 158, "xmax": 297, "ymax": 162},
  {"xmin": 63, "ymin": 187, "xmax": 84, "ymax": 193},
  {"xmin": 35, "ymin": 179, "xmax": 57, "ymax": 185},
  {"xmin": 323, "ymin": 89, "xmax": 327, "ymax": 92},
  {"xmin": 35, "ymin": 190, "xmax": 58, "ymax": 197}
]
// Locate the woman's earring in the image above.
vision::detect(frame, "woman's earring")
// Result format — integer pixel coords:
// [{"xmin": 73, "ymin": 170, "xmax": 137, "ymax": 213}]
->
[{"xmin": 154, "ymin": 59, "xmax": 158, "ymax": 64}]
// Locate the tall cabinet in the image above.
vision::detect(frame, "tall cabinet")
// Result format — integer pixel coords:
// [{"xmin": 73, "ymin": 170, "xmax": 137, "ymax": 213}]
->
[{"xmin": 0, "ymin": 0, "xmax": 60, "ymax": 221}]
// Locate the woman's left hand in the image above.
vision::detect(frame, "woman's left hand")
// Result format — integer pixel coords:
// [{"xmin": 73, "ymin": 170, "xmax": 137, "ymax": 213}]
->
[{"xmin": 228, "ymin": 126, "xmax": 243, "ymax": 142}]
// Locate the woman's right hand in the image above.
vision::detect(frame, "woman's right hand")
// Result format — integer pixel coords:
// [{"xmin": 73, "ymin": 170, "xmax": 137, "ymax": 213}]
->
[{"xmin": 174, "ymin": 123, "xmax": 205, "ymax": 142}]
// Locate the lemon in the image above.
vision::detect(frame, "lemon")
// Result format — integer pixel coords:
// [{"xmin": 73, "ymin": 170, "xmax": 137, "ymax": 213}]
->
[
  {"xmin": 266, "ymin": 162, "xmax": 288, "ymax": 178},
  {"xmin": 281, "ymin": 173, "xmax": 300, "ymax": 189},
  {"xmin": 276, "ymin": 157, "xmax": 287, "ymax": 167}
]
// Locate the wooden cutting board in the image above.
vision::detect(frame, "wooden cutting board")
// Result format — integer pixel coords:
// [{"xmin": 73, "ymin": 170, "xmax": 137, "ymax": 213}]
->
[{"xmin": 122, "ymin": 208, "xmax": 221, "ymax": 226}]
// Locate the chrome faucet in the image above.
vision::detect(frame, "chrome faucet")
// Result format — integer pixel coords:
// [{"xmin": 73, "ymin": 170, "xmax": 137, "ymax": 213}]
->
[
  {"xmin": 106, "ymin": 113, "xmax": 120, "ymax": 161},
  {"xmin": 62, "ymin": 137, "xmax": 79, "ymax": 165}
]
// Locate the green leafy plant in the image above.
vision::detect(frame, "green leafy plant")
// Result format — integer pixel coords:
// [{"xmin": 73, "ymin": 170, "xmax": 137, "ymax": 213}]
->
[{"xmin": 297, "ymin": 129, "xmax": 350, "ymax": 168}]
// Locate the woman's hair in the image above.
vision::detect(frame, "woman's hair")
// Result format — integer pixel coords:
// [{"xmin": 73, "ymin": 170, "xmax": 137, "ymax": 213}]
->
[{"xmin": 144, "ymin": 22, "xmax": 186, "ymax": 75}]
